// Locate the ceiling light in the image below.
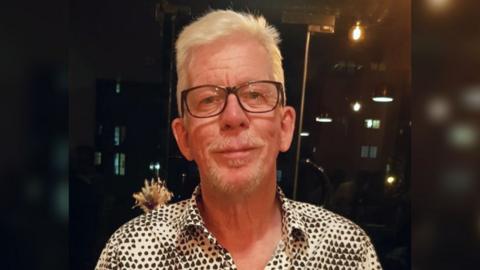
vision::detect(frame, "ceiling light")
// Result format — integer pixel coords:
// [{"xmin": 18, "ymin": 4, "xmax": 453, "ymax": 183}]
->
[
  {"xmin": 316, "ymin": 113, "xmax": 333, "ymax": 123},
  {"xmin": 372, "ymin": 83, "xmax": 394, "ymax": 103},
  {"xmin": 372, "ymin": 96, "xmax": 393, "ymax": 102}
]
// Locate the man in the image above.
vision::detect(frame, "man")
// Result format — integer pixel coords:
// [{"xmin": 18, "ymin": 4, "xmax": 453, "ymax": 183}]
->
[{"xmin": 96, "ymin": 9, "xmax": 382, "ymax": 270}]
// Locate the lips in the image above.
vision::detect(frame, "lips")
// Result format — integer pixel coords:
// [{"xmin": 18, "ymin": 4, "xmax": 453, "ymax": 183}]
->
[{"xmin": 211, "ymin": 145, "xmax": 260, "ymax": 160}]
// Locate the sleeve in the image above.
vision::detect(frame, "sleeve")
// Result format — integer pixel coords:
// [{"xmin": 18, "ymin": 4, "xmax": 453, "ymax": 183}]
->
[
  {"xmin": 359, "ymin": 236, "xmax": 383, "ymax": 270},
  {"xmin": 95, "ymin": 234, "xmax": 119, "ymax": 270}
]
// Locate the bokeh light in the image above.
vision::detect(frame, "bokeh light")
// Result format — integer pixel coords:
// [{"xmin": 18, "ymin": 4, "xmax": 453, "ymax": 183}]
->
[
  {"xmin": 352, "ymin": 101, "xmax": 362, "ymax": 112},
  {"xmin": 349, "ymin": 21, "xmax": 365, "ymax": 42},
  {"xmin": 386, "ymin": 176, "xmax": 396, "ymax": 185},
  {"xmin": 460, "ymin": 85, "xmax": 480, "ymax": 111},
  {"xmin": 446, "ymin": 123, "xmax": 478, "ymax": 149},
  {"xmin": 426, "ymin": 96, "xmax": 450, "ymax": 123}
]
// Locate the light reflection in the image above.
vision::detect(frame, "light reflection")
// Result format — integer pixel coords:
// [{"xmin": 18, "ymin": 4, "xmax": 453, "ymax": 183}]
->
[
  {"xmin": 447, "ymin": 123, "xmax": 478, "ymax": 149},
  {"xmin": 427, "ymin": 0, "xmax": 450, "ymax": 11},
  {"xmin": 426, "ymin": 96, "xmax": 450, "ymax": 123},
  {"xmin": 461, "ymin": 85, "xmax": 480, "ymax": 111},
  {"xmin": 52, "ymin": 181, "xmax": 69, "ymax": 222},
  {"xmin": 440, "ymin": 168, "xmax": 476, "ymax": 196}
]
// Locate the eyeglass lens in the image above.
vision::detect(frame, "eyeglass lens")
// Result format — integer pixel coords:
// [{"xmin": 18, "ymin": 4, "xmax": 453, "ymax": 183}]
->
[{"xmin": 185, "ymin": 81, "xmax": 279, "ymax": 117}]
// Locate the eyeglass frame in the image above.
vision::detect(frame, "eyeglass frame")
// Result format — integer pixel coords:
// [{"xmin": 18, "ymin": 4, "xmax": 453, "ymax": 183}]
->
[{"xmin": 180, "ymin": 80, "xmax": 285, "ymax": 118}]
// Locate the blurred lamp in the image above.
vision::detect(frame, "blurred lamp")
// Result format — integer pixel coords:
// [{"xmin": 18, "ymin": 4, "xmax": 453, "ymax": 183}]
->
[
  {"xmin": 386, "ymin": 176, "xmax": 396, "ymax": 185},
  {"xmin": 349, "ymin": 21, "xmax": 365, "ymax": 42},
  {"xmin": 352, "ymin": 101, "xmax": 362, "ymax": 112},
  {"xmin": 300, "ymin": 131, "xmax": 310, "ymax": 137},
  {"xmin": 372, "ymin": 84, "xmax": 394, "ymax": 103}
]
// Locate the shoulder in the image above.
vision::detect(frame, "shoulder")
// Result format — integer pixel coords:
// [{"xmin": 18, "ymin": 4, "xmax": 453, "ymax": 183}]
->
[
  {"xmin": 103, "ymin": 200, "xmax": 188, "ymax": 249},
  {"xmin": 95, "ymin": 200, "xmax": 188, "ymax": 269},
  {"xmin": 285, "ymin": 199, "xmax": 382, "ymax": 268},
  {"xmin": 286, "ymin": 199, "xmax": 372, "ymax": 244}
]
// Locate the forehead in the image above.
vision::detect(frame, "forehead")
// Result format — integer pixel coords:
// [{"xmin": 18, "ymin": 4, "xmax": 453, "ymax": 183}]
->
[{"xmin": 186, "ymin": 33, "xmax": 273, "ymax": 86}]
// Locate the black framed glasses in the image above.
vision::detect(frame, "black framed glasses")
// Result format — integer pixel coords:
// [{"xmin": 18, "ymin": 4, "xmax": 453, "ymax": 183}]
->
[{"xmin": 180, "ymin": 80, "xmax": 284, "ymax": 118}]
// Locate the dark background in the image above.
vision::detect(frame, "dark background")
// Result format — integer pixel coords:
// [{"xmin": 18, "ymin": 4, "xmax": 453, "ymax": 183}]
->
[{"xmin": 1, "ymin": 0, "xmax": 479, "ymax": 270}]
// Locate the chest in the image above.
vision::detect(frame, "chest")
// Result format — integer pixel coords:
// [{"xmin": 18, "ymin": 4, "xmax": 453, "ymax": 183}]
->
[{"xmin": 173, "ymin": 234, "xmax": 308, "ymax": 270}]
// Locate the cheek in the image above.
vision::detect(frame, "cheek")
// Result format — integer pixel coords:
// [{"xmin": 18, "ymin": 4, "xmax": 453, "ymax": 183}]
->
[
  {"xmin": 187, "ymin": 127, "xmax": 215, "ymax": 161},
  {"xmin": 262, "ymin": 121, "xmax": 283, "ymax": 150}
]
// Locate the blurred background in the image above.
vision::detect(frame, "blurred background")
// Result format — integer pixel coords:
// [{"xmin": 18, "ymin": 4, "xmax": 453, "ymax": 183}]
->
[
  {"xmin": 0, "ymin": 0, "xmax": 68, "ymax": 269},
  {"xmin": 1, "ymin": 0, "xmax": 479, "ymax": 270},
  {"xmin": 69, "ymin": 0, "xmax": 410, "ymax": 269}
]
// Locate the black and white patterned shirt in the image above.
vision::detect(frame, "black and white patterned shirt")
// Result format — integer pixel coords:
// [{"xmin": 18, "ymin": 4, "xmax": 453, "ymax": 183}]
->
[{"xmin": 96, "ymin": 186, "xmax": 382, "ymax": 269}]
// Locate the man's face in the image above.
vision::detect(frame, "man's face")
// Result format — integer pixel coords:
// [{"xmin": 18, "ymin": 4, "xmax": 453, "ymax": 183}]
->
[{"xmin": 172, "ymin": 34, "xmax": 295, "ymax": 195}]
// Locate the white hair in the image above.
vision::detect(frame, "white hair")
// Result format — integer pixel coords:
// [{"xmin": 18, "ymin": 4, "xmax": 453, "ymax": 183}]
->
[{"xmin": 175, "ymin": 9, "xmax": 286, "ymax": 115}]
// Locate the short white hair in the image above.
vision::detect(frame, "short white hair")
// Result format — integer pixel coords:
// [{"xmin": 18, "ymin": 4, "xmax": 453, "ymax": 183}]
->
[{"xmin": 175, "ymin": 9, "xmax": 286, "ymax": 115}]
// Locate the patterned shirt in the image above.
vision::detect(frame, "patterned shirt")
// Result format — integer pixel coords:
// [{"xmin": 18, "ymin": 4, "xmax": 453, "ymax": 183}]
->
[{"xmin": 96, "ymin": 186, "xmax": 382, "ymax": 269}]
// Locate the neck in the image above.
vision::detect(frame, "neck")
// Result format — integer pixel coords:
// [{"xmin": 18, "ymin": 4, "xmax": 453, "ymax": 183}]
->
[{"xmin": 197, "ymin": 179, "xmax": 281, "ymax": 250}]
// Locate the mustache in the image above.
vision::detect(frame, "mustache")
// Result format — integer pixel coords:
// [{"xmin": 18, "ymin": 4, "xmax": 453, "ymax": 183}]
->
[{"xmin": 207, "ymin": 134, "xmax": 265, "ymax": 152}]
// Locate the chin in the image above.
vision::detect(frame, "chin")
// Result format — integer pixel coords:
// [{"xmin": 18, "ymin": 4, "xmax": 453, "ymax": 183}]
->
[{"xmin": 205, "ymin": 163, "xmax": 263, "ymax": 195}]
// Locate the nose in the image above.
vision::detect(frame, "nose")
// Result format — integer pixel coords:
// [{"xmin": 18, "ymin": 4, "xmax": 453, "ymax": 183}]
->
[{"xmin": 219, "ymin": 94, "xmax": 250, "ymax": 131}]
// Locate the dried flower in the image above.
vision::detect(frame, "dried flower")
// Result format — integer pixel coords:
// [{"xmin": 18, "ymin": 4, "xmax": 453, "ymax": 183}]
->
[{"xmin": 132, "ymin": 177, "xmax": 173, "ymax": 213}]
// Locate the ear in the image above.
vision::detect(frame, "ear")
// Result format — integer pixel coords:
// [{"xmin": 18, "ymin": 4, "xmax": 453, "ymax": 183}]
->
[
  {"xmin": 279, "ymin": 106, "xmax": 296, "ymax": 152},
  {"xmin": 171, "ymin": 118, "xmax": 194, "ymax": 161}
]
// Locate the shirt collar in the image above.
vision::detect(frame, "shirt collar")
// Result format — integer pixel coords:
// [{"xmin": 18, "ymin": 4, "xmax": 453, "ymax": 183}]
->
[
  {"xmin": 276, "ymin": 186, "xmax": 308, "ymax": 241},
  {"xmin": 174, "ymin": 185, "xmax": 204, "ymax": 236},
  {"xmin": 174, "ymin": 185, "xmax": 308, "ymax": 241}
]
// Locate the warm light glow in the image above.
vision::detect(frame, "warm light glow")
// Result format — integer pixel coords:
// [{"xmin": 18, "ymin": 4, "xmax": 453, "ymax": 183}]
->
[
  {"xmin": 352, "ymin": 27, "xmax": 361, "ymax": 40},
  {"xmin": 372, "ymin": 96, "xmax": 394, "ymax": 103},
  {"xmin": 300, "ymin": 132, "xmax": 310, "ymax": 137},
  {"xmin": 428, "ymin": 0, "xmax": 450, "ymax": 12},
  {"xmin": 316, "ymin": 116, "xmax": 333, "ymax": 123},
  {"xmin": 352, "ymin": 101, "xmax": 362, "ymax": 112},
  {"xmin": 350, "ymin": 21, "xmax": 364, "ymax": 42},
  {"xmin": 386, "ymin": 176, "xmax": 396, "ymax": 184}
]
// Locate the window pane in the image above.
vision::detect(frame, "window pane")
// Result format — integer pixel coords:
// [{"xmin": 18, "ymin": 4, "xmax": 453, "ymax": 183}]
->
[
  {"xmin": 361, "ymin": 145, "xmax": 369, "ymax": 158},
  {"xmin": 369, "ymin": 146, "xmax": 378, "ymax": 158},
  {"xmin": 120, "ymin": 153, "xmax": 126, "ymax": 176},
  {"xmin": 94, "ymin": 152, "xmax": 102, "ymax": 166},
  {"xmin": 114, "ymin": 153, "xmax": 120, "ymax": 175},
  {"xmin": 115, "ymin": 81, "xmax": 121, "ymax": 94},
  {"xmin": 365, "ymin": 119, "xmax": 381, "ymax": 129},
  {"xmin": 364, "ymin": 119, "xmax": 373, "ymax": 128},
  {"xmin": 114, "ymin": 126, "xmax": 120, "ymax": 146}
]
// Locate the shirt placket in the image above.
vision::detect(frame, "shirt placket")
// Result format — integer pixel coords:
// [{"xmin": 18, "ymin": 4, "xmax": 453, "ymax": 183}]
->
[{"xmin": 204, "ymin": 228, "xmax": 237, "ymax": 269}]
